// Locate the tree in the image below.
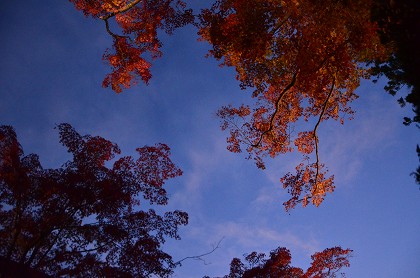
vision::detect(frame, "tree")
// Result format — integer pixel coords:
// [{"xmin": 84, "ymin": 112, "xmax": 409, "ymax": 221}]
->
[
  {"xmin": 69, "ymin": 0, "xmax": 419, "ymax": 204},
  {"xmin": 69, "ymin": 0, "xmax": 419, "ymax": 206},
  {"xmin": 370, "ymin": 0, "xmax": 420, "ymax": 184},
  {"xmin": 371, "ymin": 0, "xmax": 420, "ymax": 126},
  {"xmin": 205, "ymin": 246, "xmax": 352, "ymax": 278},
  {"xmin": 69, "ymin": 0, "xmax": 194, "ymax": 93},
  {"xmin": 0, "ymin": 124, "xmax": 187, "ymax": 277},
  {"xmin": 198, "ymin": 0, "xmax": 387, "ymax": 210}
]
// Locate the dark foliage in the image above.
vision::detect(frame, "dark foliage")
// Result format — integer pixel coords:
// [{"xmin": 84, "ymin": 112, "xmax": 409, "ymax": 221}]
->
[
  {"xmin": 0, "ymin": 124, "xmax": 187, "ymax": 277},
  {"xmin": 412, "ymin": 145, "xmax": 420, "ymax": 185},
  {"xmin": 0, "ymin": 256, "xmax": 50, "ymax": 278},
  {"xmin": 370, "ymin": 0, "xmax": 420, "ymax": 185},
  {"xmin": 371, "ymin": 0, "xmax": 420, "ymax": 126}
]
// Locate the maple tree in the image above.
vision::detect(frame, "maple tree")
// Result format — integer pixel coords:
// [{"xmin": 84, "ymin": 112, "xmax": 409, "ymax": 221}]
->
[
  {"xmin": 3, "ymin": 1, "xmax": 415, "ymax": 276},
  {"xmin": 69, "ymin": 0, "xmax": 418, "ymax": 199},
  {"xmin": 205, "ymin": 246, "xmax": 352, "ymax": 278},
  {"xmin": 69, "ymin": 0, "xmax": 194, "ymax": 93},
  {"xmin": 0, "ymin": 124, "xmax": 187, "ymax": 277},
  {"xmin": 69, "ymin": 0, "xmax": 417, "ymax": 205},
  {"xmin": 198, "ymin": 0, "xmax": 388, "ymax": 210}
]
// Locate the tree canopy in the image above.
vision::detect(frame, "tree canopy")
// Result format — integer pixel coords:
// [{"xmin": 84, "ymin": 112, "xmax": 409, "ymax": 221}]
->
[
  {"xmin": 205, "ymin": 246, "xmax": 352, "ymax": 278},
  {"xmin": 0, "ymin": 124, "xmax": 187, "ymax": 277},
  {"xmin": 68, "ymin": 0, "xmax": 418, "ymax": 207},
  {"xmin": 371, "ymin": 0, "xmax": 420, "ymax": 126},
  {"xmin": 198, "ymin": 0, "xmax": 387, "ymax": 210},
  {"xmin": 1, "ymin": 0, "xmax": 418, "ymax": 276}
]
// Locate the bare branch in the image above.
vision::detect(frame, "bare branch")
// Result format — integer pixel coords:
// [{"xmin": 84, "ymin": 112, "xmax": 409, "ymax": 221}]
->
[
  {"xmin": 103, "ymin": 18, "xmax": 131, "ymax": 40},
  {"xmin": 174, "ymin": 237, "xmax": 224, "ymax": 266},
  {"xmin": 103, "ymin": 18, "xmax": 118, "ymax": 38},
  {"xmin": 312, "ymin": 75, "xmax": 336, "ymax": 186}
]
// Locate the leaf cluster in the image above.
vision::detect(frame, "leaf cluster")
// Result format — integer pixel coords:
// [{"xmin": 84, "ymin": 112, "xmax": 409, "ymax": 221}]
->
[
  {"xmin": 199, "ymin": 0, "xmax": 387, "ymax": 210},
  {"xmin": 205, "ymin": 246, "xmax": 352, "ymax": 278},
  {"xmin": 69, "ymin": 0, "xmax": 194, "ymax": 92}
]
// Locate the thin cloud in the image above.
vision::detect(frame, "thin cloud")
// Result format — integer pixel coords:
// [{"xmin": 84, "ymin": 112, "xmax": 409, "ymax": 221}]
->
[
  {"xmin": 170, "ymin": 133, "xmax": 234, "ymax": 210},
  {"xmin": 193, "ymin": 221, "xmax": 320, "ymax": 255},
  {"xmin": 321, "ymin": 90, "xmax": 400, "ymax": 185}
]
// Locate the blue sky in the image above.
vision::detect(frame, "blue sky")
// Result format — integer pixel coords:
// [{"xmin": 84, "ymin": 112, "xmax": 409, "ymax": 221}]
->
[{"xmin": 1, "ymin": 1, "xmax": 419, "ymax": 277}]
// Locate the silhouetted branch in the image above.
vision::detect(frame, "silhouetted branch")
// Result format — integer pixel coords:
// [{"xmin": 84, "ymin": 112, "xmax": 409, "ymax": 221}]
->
[
  {"xmin": 313, "ymin": 75, "xmax": 336, "ymax": 185},
  {"xmin": 174, "ymin": 237, "xmax": 224, "ymax": 266}
]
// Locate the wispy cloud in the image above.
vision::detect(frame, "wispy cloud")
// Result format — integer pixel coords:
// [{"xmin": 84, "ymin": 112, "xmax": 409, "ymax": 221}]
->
[
  {"xmin": 170, "ymin": 133, "xmax": 234, "ymax": 210},
  {"xmin": 190, "ymin": 221, "xmax": 320, "ymax": 255},
  {"xmin": 321, "ymin": 91, "xmax": 400, "ymax": 185}
]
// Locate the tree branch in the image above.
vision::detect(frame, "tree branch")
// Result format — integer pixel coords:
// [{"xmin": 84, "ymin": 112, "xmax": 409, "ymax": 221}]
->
[
  {"xmin": 98, "ymin": 0, "xmax": 142, "ymax": 40},
  {"xmin": 174, "ymin": 237, "xmax": 224, "ymax": 266},
  {"xmin": 251, "ymin": 71, "xmax": 298, "ymax": 148},
  {"xmin": 312, "ymin": 75, "xmax": 336, "ymax": 186},
  {"xmin": 103, "ymin": 18, "xmax": 131, "ymax": 40},
  {"xmin": 270, "ymin": 10, "xmax": 292, "ymax": 36},
  {"xmin": 103, "ymin": 18, "xmax": 118, "ymax": 38},
  {"xmin": 100, "ymin": 0, "xmax": 143, "ymax": 20},
  {"xmin": 6, "ymin": 205, "xmax": 22, "ymax": 260},
  {"xmin": 292, "ymin": 76, "xmax": 336, "ymax": 206}
]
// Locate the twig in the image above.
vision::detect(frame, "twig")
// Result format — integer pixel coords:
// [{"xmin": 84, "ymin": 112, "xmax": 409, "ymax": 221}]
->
[{"xmin": 174, "ymin": 237, "xmax": 224, "ymax": 266}]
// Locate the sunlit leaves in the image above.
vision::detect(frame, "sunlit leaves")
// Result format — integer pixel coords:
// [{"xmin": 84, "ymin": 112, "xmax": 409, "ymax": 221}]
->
[
  {"xmin": 281, "ymin": 160, "xmax": 335, "ymax": 211},
  {"xmin": 306, "ymin": 247, "xmax": 353, "ymax": 278},
  {"xmin": 103, "ymin": 36, "xmax": 152, "ymax": 93},
  {"xmin": 0, "ymin": 124, "xmax": 186, "ymax": 277},
  {"xmin": 69, "ymin": 0, "xmax": 194, "ymax": 93},
  {"xmin": 214, "ymin": 245, "xmax": 352, "ymax": 278},
  {"xmin": 200, "ymin": 0, "xmax": 388, "ymax": 210}
]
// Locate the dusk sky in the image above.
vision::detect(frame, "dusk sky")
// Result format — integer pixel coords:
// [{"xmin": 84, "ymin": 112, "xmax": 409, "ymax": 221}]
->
[{"xmin": 1, "ymin": 1, "xmax": 419, "ymax": 277}]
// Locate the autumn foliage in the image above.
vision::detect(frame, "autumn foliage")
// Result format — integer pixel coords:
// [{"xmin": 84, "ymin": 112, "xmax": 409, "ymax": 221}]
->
[
  {"xmin": 69, "ymin": 0, "xmax": 194, "ymax": 92},
  {"xmin": 198, "ymin": 0, "xmax": 388, "ymax": 210},
  {"xmin": 207, "ymin": 246, "xmax": 352, "ymax": 278},
  {"xmin": 2, "ymin": 0, "xmax": 417, "ymax": 276},
  {"xmin": 69, "ymin": 0, "xmax": 418, "ymax": 191},
  {"xmin": 0, "ymin": 124, "xmax": 187, "ymax": 277},
  {"xmin": 68, "ymin": 0, "xmax": 412, "ymax": 210}
]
